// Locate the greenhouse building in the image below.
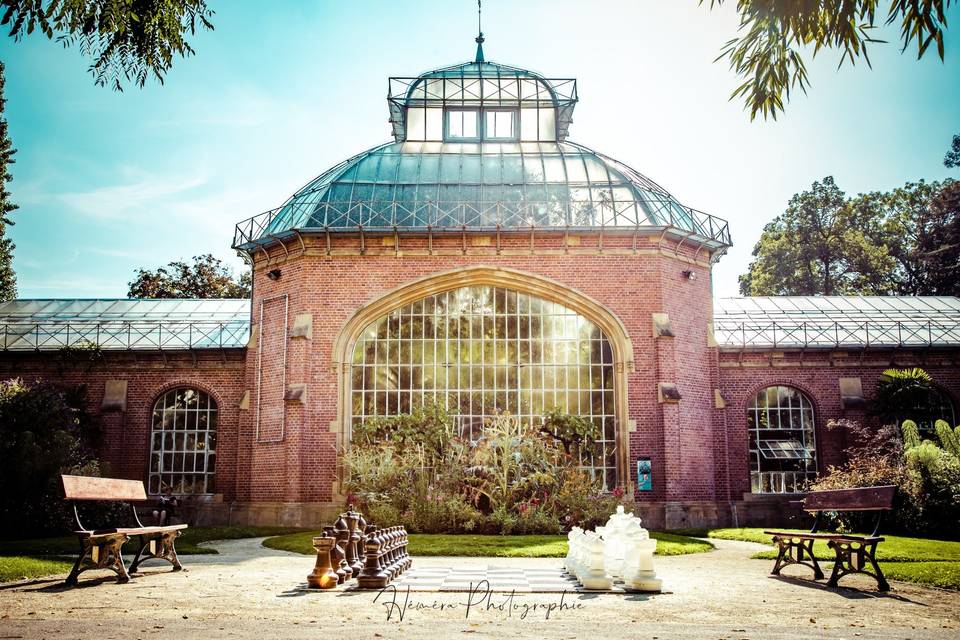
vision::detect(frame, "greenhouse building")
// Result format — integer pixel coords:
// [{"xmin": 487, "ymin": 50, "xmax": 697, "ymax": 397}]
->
[{"xmin": 2, "ymin": 45, "xmax": 958, "ymax": 528}]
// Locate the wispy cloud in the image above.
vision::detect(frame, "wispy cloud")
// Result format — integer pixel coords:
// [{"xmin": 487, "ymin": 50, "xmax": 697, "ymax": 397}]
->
[{"xmin": 57, "ymin": 173, "xmax": 209, "ymax": 221}]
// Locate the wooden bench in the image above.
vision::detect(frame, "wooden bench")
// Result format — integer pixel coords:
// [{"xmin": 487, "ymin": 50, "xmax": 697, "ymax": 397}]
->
[
  {"xmin": 765, "ymin": 485, "xmax": 895, "ymax": 591},
  {"xmin": 61, "ymin": 475, "xmax": 188, "ymax": 586}
]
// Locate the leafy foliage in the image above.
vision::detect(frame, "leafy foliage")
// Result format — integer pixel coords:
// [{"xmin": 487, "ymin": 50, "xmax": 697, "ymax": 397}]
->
[
  {"xmin": 128, "ymin": 253, "xmax": 250, "ymax": 298},
  {"xmin": 946, "ymin": 134, "xmax": 960, "ymax": 168},
  {"xmin": 741, "ymin": 175, "xmax": 960, "ymax": 296},
  {"xmin": 343, "ymin": 405, "xmax": 625, "ymax": 534},
  {"xmin": 901, "ymin": 419, "xmax": 921, "ymax": 449},
  {"xmin": 739, "ymin": 177, "xmax": 893, "ymax": 295},
  {"xmin": 934, "ymin": 419, "xmax": 960, "ymax": 456},
  {"xmin": 873, "ymin": 367, "xmax": 934, "ymax": 426},
  {"xmin": 0, "ymin": 61, "xmax": 16, "ymax": 301},
  {"xmin": 1, "ymin": 0, "xmax": 214, "ymax": 90},
  {"xmin": 703, "ymin": 1, "xmax": 954, "ymax": 120},
  {"xmin": 0, "ymin": 378, "xmax": 107, "ymax": 537},
  {"xmin": 812, "ymin": 417, "xmax": 960, "ymax": 539}
]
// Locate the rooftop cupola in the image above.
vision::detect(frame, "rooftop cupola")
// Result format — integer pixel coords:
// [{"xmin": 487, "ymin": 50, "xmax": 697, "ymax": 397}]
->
[{"xmin": 231, "ymin": 20, "xmax": 732, "ymax": 254}]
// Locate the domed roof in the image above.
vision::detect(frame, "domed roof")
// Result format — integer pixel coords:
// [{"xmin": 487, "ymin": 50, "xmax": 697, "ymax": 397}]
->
[
  {"xmin": 244, "ymin": 141, "xmax": 731, "ymax": 247},
  {"xmin": 231, "ymin": 52, "xmax": 731, "ymax": 252},
  {"xmin": 412, "ymin": 60, "xmax": 551, "ymax": 81}
]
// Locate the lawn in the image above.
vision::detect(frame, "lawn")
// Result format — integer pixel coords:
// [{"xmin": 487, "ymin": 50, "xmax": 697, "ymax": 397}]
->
[
  {"xmin": 678, "ymin": 527, "xmax": 960, "ymax": 590},
  {"xmin": 262, "ymin": 530, "xmax": 713, "ymax": 558},
  {"xmin": 0, "ymin": 525, "xmax": 307, "ymax": 583}
]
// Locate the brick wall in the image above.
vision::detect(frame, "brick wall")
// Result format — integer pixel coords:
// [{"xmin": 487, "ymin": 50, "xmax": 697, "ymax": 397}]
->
[
  {"xmin": 237, "ymin": 231, "xmax": 721, "ymax": 526},
  {"xmin": 717, "ymin": 349, "xmax": 960, "ymax": 525},
  {"xmin": 0, "ymin": 350, "xmax": 246, "ymax": 505},
  {"xmin": 4, "ymin": 230, "xmax": 957, "ymax": 528}
]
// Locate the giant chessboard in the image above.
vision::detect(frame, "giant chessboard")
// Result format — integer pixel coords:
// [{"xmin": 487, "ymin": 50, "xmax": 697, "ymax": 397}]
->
[{"xmin": 299, "ymin": 564, "xmax": 657, "ymax": 594}]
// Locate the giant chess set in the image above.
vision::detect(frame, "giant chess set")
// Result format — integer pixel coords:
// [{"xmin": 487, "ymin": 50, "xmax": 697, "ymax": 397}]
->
[
  {"xmin": 305, "ymin": 505, "xmax": 411, "ymax": 590},
  {"xmin": 301, "ymin": 506, "xmax": 661, "ymax": 594},
  {"xmin": 564, "ymin": 505, "xmax": 663, "ymax": 592}
]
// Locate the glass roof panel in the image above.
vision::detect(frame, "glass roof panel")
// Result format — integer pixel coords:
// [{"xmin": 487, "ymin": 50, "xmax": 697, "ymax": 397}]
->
[
  {"xmin": 0, "ymin": 299, "xmax": 250, "ymax": 351},
  {"xmin": 714, "ymin": 296, "xmax": 960, "ymax": 348},
  {"xmin": 233, "ymin": 141, "xmax": 731, "ymax": 247},
  {"xmin": 6, "ymin": 296, "xmax": 958, "ymax": 352}
]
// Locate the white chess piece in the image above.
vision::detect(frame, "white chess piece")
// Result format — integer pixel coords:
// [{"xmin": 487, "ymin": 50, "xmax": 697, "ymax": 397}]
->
[
  {"xmin": 622, "ymin": 520, "xmax": 662, "ymax": 592},
  {"xmin": 580, "ymin": 533, "xmax": 613, "ymax": 590},
  {"xmin": 565, "ymin": 528, "xmax": 577, "ymax": 574},
  {"xmin": 602, "ymin": 506, "xmax": 632, "ymax": 580}
]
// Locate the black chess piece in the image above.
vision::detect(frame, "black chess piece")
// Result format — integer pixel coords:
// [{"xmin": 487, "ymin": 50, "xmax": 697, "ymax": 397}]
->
[
  {"xmin": 356, "ymin": 526, "xmax": 389, "ymax": 589},
  {"xmin": 345, "ymin": 506, "xmax": 364, "ymax": 577},
  {"xmin": 332, "ymin": 527, "xmax": 352, "ymax": 583},
  {"xmin": 356, "ymin": 511, "xmax": 368, "ymax": 562}
]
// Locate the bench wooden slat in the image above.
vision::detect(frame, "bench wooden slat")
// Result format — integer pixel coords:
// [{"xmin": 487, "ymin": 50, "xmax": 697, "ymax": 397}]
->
[
  {"xmin": 801, "ymin": 485, "xmax": 895, "ymax": 512},
  {"xmin": 74, "ymin": 524, "xmax": 188, "ymax": 537},
  {"xmin": 61, "ymin": 475, "xmax": 147, "ymax": 502},
  {"xmin": 765, "ymin": 531, "xmax": 883, "ymax": 543}
]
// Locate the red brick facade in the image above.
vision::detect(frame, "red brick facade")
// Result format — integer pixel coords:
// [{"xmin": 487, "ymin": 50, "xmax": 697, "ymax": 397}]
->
[{"xmin": 4, "ymin": 231, "xmax": 958, "ymax": 528}]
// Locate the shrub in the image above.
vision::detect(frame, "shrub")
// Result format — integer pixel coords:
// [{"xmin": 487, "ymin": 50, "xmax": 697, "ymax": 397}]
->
[
  {"xmin": 811, "ymin": 418, "xmax": 960, "ymax": 539},
  {"xmin": 342, "ymin": 404, "xmax": 625, "ymax": 534},
  {"xmin": 934, "ymin": 419, "xmax": 960, "ymax": 456},
  {"xmin": 901, "ymin": 419, "xmax": 921, "ymax": 449},
  {"xmin": 0, "ymin": 378, "xmax": 107, "ymax": 537},
  {"xmin": 873, "ymin": 367, "xmax": 934, "ymax": 426}
]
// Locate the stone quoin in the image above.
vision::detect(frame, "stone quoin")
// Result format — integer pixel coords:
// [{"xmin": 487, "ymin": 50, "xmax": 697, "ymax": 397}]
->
[{"xmin": 1, "ymin": 47, "xmax": 958, "ymax": 529}]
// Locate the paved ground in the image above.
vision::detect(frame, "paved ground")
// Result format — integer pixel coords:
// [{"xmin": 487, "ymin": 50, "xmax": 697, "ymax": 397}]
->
[{"xmin": 1, "ymin": 537, "xmax": 958, "ymax": 639}]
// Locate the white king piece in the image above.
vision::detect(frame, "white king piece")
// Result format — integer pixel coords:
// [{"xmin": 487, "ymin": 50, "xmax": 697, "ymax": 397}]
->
[{"xmin": 564, "ymin": 505, "xmax": 663, "ymax": 592}]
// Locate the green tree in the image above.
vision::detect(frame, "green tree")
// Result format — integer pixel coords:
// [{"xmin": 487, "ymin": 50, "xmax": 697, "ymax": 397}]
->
[
  {"xmin": 915, "ymin": 179, "xmax": 960, "ymax": 295},
  {"xmin": 1, "ymin": 0, "xmax": 214, "ymax": 90},
  {"xmin": 739, "ymin": 177, "xmax": 894, "ymax": 295},
  {"xmin": 0, "ymin": 378, "xmax": 102, "ymax": 536},
  {"xmin": 703, "ymin": 1, "xmax": 954, "ymax": 119},
  {"xmin": 0, "ymin": 61, "xmax": 16, "ymax": 301},
  {"xmin": 128, "ymin": 254, "xmax": 251, "ymax": 298},
  {"xmin": 872, "ymin": 179, "xmax": 960, "ymax": 295},
  {"xmin": 945, "ymin": 134, "xmax": 960, "ymax": 168}
]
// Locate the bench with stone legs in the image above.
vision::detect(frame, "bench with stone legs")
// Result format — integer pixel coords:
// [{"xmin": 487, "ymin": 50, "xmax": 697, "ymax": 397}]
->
[
  {"xmin": 61, "ymin": 474, "xmax": 187, "ymax": 586},
  {"xmin": 765, "ymin": 485, "xmax": 896, "ymax": 591}
]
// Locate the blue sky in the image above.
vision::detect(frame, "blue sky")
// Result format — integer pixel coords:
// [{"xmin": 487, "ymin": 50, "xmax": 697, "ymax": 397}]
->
[{"xmin": 2, "ymin": 0, "xmax": 958, "ymax": 298}]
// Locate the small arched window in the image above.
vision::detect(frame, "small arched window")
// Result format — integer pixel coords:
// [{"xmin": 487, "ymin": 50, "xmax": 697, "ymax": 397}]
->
[
  {"xmin": 148, "ymin": 387, "xmax": 217, "ymax": 495},
  {"xmin": 747, "ymin": 385, "xmax": 817, "ymax": 494},
  {"xmin": 918, "ymin": 388, "xmax": 957, "ymax": 435}
]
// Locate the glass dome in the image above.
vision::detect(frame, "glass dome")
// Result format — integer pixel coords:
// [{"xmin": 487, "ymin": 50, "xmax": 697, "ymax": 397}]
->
[
  {"xmin": 231, "ymin": 55, "xmax": 732, "ymax": 251},
  {"xmin": 251, "ymin": 140, "xmax": 729, "ymax": 245}
]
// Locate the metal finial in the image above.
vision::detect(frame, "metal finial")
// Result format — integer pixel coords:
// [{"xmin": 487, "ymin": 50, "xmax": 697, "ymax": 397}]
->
[{"xmin": 474, "ymin": 0, "xmax": 485, "ymax": 63}]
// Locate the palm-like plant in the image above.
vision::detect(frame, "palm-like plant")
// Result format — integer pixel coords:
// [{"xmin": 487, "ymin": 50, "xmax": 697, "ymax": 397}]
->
[{"xmin": 874, "ymin": 368, "xmax": 933, "ymax": 426}]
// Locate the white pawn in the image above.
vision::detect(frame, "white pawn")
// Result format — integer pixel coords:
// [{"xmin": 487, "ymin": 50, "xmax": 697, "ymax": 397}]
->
[
  {"xmin": 623, "ymin": 520, "xmax": 662, "ymax": 592},
  {"xmin": 580, "ymin": 533, "xmax": 613, "ymax": 590}
]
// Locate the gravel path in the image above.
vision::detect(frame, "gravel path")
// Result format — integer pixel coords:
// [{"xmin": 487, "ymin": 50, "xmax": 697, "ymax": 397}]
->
[{"xmin": 1, "ymin": 537, "xmax": 957, "ymax": 639}]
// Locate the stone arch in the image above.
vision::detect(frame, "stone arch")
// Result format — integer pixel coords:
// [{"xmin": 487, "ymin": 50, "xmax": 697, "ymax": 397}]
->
[{"xmin": 330, "ymin": 265, "xmax": 636, "ymax": 487}]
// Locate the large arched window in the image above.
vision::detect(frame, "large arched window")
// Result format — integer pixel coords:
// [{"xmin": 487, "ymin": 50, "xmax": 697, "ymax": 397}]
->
[
  {"xmin": 148, "ymin": 387, "xmax": 217, "ymax": 494},
  {"xmin": 747, "ymin": 385, "xmax": 817, "ymax": 494},
  {"xmin": 350, "ymin": 285, "xmax": 617, "ymax": 488}
]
